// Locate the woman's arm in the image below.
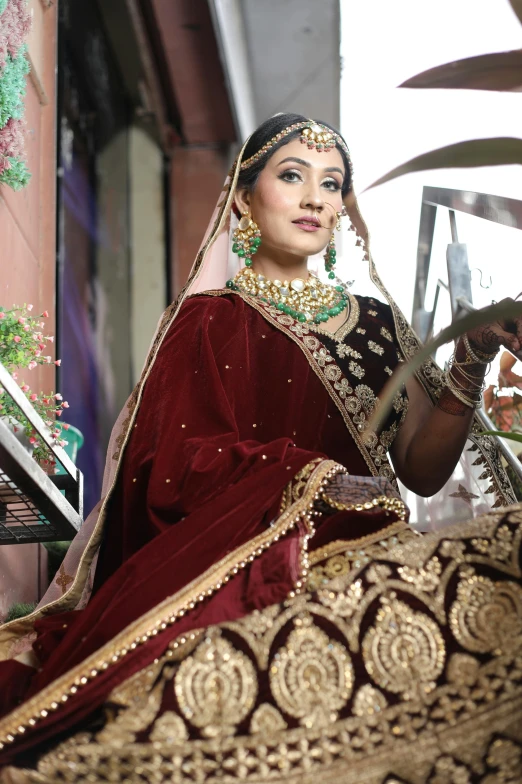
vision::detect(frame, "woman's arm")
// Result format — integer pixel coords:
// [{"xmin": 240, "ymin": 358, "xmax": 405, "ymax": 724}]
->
[{"xmin": 390, "ymin": 299, "xmax": 522, "ymax": 497}]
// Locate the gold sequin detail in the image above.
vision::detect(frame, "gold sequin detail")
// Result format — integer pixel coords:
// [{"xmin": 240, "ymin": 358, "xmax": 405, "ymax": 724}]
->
[
  {"xmin": 269, "ymin": 614, "xmax": 353, "ymax": 729},
  {"xmin": 174, "ymin": 630, "xmax": 257, "ymax": 738}
]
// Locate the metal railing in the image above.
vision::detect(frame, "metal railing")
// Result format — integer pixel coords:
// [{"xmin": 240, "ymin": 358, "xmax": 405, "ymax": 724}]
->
[
  {"xmin": 412, "ymin": 185, "xmax": 522, "ymax": 484},
  {"xmin": 0, "ymin": 362, "xmax": 83, "ymax": 544}
]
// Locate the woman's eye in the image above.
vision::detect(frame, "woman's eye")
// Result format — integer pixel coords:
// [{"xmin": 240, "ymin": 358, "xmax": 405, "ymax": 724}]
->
[
  {"xmin": 279, "ymin": 170, "xmax": 303, "ymax": 183},
  {"xmin": 323, "ymin": 179, "xmax": 341, "ymax": 191}
]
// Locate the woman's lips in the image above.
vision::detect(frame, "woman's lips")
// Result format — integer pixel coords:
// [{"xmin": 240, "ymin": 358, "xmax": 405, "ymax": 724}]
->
[{"xmin": 292, "ymin": 220, "xmax": 320, "ymax": 232}]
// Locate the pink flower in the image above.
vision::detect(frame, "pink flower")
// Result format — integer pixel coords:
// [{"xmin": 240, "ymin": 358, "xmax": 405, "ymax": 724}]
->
[
  {"xmin": 29, "ymin": 437, "xmax": 36, "ymax": 445},
  {"xmin": 28, "ymin": 361, "xmax": 37, "ymax": 370},
  {"xmin": 12, "ymin": 372, "xmax": 18, "ymax": 380},
  {"xmin": 62, "ymin": 423, "xmax": 70, "ymax": 430},
  {"xmin": 54, "ymin": 359, "xmax": 61, "ymax": 367},
  {"xmin": 62, "ymin": 401, "xmax": 69, "ymax": 408},
  {"xmin": 45, "ymin": 420, "xmax": 52, "ymax": 427},
  {"xmin": 35, "ymin": 351, "xmax": 41, "ymax": 357},
  {"xmin": 45, "ymin": 356, "xmax": 51, "ymax": 363},
  {"xmin": 58, "ymin": 440, "xmax": 68, "ymax": 448},
  {"xmin": 21, "ymin": 384, "xmax": 30, "ymax": 392},
  {"xmin": 13, "ymin": 335, "xmax": 21, "ymax": 343},
  {"xmin": 27, "ymin": 304, "xmax": 33, "ymax": 311},
  {"xmin": 47, "ymin": 336, "xmax": 54, "ymax": 343},
  {"xmin": 0, "ymin": 312, "xmax": 5, "ymax": 319},
  {"xmin": 42, "ymin": 398, "xmax": 49, "ymax": 405},
  {"xmin": 29, "ymin": 393, "xmax": 37, "ymax": 401},
  {"xmin": 56, "ymin": 409, "xmax": 62, "ymax": 417},
  {"xmin": 13, "ymin": 426, "xmax": 18, "ymax": 433},
  {"xmin": 18, "ymin": 317, "xmax": 25, "ymax": 324},
  {"xmin": 38, "ymin": 343, "xmax": 45, "ymax": 351},
  {"xmin": 42, "ymin": 311, "xmax": 49, "ymax": 318},
  {"xmin": 23, "ymin": 325, "xmax": 30, "ymax": 331},
  {"xmin": 55, "ymin": 393, "xmax": 63, "ymax": 401}
]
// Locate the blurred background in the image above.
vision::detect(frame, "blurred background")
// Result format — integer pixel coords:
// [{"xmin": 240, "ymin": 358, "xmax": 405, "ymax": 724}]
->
[{"xmin": 0, "ymin": 0, "xmax": 520, "ymax": 613}]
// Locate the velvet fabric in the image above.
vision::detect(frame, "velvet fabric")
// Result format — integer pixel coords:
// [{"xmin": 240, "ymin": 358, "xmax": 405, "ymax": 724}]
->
[{"xmin": 0, "ymin": 293, "xmax": 405, "ymax": 764}]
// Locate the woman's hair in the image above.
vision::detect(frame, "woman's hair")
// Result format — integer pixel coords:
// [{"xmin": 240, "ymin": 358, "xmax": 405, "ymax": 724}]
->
[{"xmin": 236, "ymin": 113, "xmax": 352, "ymax": 198}]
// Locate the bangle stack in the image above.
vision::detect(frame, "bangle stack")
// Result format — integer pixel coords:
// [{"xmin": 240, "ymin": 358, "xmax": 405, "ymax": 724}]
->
[
  {"xmin": 444, "ymin": 334, "xmax": 497, "ymax": 410},
  {"xmin": 319, "ymin": 492, "xmax": 407, "ymax": 521}
]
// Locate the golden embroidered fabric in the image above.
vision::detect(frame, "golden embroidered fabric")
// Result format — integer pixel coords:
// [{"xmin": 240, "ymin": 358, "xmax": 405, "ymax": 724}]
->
[{"xmin": 6, "ymin": 504, "xmax": 522, "ymax": 784}]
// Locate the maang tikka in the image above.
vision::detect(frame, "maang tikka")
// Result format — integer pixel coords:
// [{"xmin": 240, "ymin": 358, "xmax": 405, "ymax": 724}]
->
[{"xmin": 232, "ymin": 211, "xmax": 262, "ymax": 268}]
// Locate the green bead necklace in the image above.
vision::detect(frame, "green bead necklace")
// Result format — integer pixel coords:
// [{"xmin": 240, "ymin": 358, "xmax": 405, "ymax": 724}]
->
[{"xmin": 226, "ymin": 269, "xmax": 348, "ymax": 326}]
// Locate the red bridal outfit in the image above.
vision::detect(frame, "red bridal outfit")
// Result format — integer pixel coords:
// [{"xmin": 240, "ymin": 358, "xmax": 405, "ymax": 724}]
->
[{"xmin": 0, "ymin": 135, "xmax": 520, "ymax": 783}]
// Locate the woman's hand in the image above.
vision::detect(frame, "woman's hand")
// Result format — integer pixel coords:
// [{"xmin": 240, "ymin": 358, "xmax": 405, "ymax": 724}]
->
[
  {"xmin": 466, "ymin": 297, "xmax": 522, "ymax": 358},
  {"xmin": 316, "ymin": 474, "xmax": 402, "ymax": 516}
]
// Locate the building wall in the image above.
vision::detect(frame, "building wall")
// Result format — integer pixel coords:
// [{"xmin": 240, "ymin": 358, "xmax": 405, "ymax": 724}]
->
[
  {"xmin": 129, "ymin": 127, "xmax": 167, "ymax": 382},
  {"xmin": 0, "ymin": 0, "xmax": 58, "ymax": 616},
  {"xmin": 170, "ymin": 147, "xmax": 228, "ymax": 296}
]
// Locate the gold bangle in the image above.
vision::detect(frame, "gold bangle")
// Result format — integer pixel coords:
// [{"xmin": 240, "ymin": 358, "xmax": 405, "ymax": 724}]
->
[
  {"xmin": 445, "ymin": 374, "xmax": 482, "ymax": 409},
  {"xmin": 461, "ymin": 333, "xmax": 498, "ymax": 364},
  {"xmin": 319, "ymin": 493, "xmax": 407, "ymax": 521}
]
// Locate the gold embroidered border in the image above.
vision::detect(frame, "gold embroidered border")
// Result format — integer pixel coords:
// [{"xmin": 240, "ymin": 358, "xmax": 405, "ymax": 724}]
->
[
  {"xmin": 0, "ymin": 460, "xmax": 344, "ymax": 750},
  {"xmin": 308, "ymin": 519, "xmax": 412, "ymax": 566}
]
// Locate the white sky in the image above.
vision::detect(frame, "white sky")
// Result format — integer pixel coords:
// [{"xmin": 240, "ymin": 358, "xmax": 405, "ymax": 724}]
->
[{"xmin": 339, "ymin": 0, "xmax": 522, "ymax": 327}]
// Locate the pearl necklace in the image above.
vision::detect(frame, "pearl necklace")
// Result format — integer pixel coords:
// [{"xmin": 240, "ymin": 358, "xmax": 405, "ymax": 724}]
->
[{"xmin": 226, "ymin": 268, "xmax": 349, "ymax": 325}]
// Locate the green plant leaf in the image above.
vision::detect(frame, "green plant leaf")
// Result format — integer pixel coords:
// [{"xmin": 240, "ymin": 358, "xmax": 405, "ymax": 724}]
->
[
  {"xmin": 480, "ymin": 430, "xmax": 522, "ymax": 444},
  {"xmin": 366, "ymin": 138, "xmax": 522, "ymax": 190},
  {"xmin": 509, "ymin": 0, "xmax": 522, "ymax": 25},
  {"xmin": 400, "ymin": 50, "xmax": 522, "ymax": 92},
  {"xmin": 366, "ymin": 300, "xmax": 522, "ymax": 434}
]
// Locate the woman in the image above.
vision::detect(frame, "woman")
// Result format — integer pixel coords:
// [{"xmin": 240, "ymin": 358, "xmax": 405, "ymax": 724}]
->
[{"xmin": 0, "ymin": 114, "xmax": 521, "ymax": 782}]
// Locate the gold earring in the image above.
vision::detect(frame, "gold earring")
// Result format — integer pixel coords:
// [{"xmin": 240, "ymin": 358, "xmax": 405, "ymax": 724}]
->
[{"xmin": 232, "ymin": 211, "xmax": 261, "ymax": 268}]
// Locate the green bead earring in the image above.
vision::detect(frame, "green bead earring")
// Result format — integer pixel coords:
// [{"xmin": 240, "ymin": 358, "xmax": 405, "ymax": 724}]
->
[
  {"xmin": 324, "ymin": 234, "xmax": 337, "ymax": 280},
  {"xmin": 232, "ymin": 211, "xmax": 262, "ymax": 267}
]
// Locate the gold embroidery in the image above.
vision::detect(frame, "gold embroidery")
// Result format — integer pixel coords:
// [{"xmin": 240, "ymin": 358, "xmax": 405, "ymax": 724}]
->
[
  {"xmin": 398, "ymin": 557, "xmax": 442, "ymax": 593},
  {"xmin": 368, "ymin": 309, "xmax": 378, "ymax": 317},
  {"xmin": 348, "ymin": 360, "xmax": 365, "ymax": 379},
  {"xmin": 380, "ymin": 326, "xmax": 394, "ymax": 342},
  {"xmin": 355, "ymin": 384, "xmax": 377, "ymax": 414},
  {"xmin": 174, "ymin": 630, "xmax": 257, "ymax": 738},
  {"xmin": 336, "ymin": 344, "xmax": 362, "ymax": 360},
  {"xmin": 352, "ymin": 683, "xmax": 388, "ymax": 717},
  {"xmin": 149, "ymin": 711, "xmax": 188, "ymax": 743},
  {"xmin": 449, "ymin": 567, "xmax": 522, "ymax": 654},
  {"xmin": 9, "ymin": 504, "xmax": 522, "ymax": 783},
  {"xmin": 269, "ymin": 614, "xmax": 354, "ymax": 728},
  {"xmin": 368, "ymin": 340, "xmax": 384, "ymax": 356},
  {"xmin": 362, "ymin": 595, "xmax": 445, "ymax": 695},
  {"xmin": 356, "ymin": 327, "xmax": 366, "ymax": 334},
  {"xmin": 249, "ymin": 703, "xmax": 288, "ymax": 735},
  {"xmin": 55, "ymin": 564, "xmax": 74, "ymax": 595}
]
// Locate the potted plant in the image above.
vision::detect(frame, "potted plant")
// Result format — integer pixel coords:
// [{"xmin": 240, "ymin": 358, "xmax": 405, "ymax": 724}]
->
[{"xmin": 0, "ymin": 303, "xmax": 70, "ymax": 470}]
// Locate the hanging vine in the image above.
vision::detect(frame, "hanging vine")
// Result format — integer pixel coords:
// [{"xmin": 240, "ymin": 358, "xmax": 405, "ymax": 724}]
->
[{"xmin": 0, "ymin": 0, "xmax": 31, "ymax": 190}]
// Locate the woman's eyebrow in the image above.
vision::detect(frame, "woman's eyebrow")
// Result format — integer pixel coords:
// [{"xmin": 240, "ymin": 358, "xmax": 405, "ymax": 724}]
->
[{"xmin": 277, "ymin": 156, "xmax": 344, "ymax": 176}]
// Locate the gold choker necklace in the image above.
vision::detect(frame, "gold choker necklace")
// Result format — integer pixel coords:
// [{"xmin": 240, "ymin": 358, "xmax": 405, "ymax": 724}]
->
[{"xmin": 226, "ymin": 268, "xmax": 349, "ymax": 325}]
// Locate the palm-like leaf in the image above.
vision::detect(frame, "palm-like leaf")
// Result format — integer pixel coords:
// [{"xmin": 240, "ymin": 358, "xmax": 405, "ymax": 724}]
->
[
  {"xmin": 366, "ymin": 138, "xmax": 522, "ymax": 190},
  {"xmin": 481, "ymin": 430, "xmax": 522, "ymax": 444},
  {"xmin": 509, "ymin": 0, "xmax": 522, "ymax": 25},
  {"xmin": 366, "ymin": 300, "xmax": 522, "ymax": 435},
  {"xmin": 400, "ymin": 50, "xmax": 522, "ymax": 92}
]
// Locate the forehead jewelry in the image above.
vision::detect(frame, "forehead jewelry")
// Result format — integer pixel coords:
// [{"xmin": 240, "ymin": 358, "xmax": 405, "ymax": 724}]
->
[{"xmin": 240, "ymin": 120, "xmax": 351, "ymax": 171}]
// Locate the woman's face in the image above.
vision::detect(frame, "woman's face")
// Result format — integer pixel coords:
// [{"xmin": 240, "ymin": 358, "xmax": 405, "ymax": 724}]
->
[{"xmin": 235, "ymin": 137, "xmax": 345, "ymax": 262}]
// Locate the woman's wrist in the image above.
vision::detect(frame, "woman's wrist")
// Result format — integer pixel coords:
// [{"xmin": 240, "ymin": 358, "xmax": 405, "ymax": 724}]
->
[{"xmin": 437, "ymin": 335, "xmax": 491, "ymax": 415}]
